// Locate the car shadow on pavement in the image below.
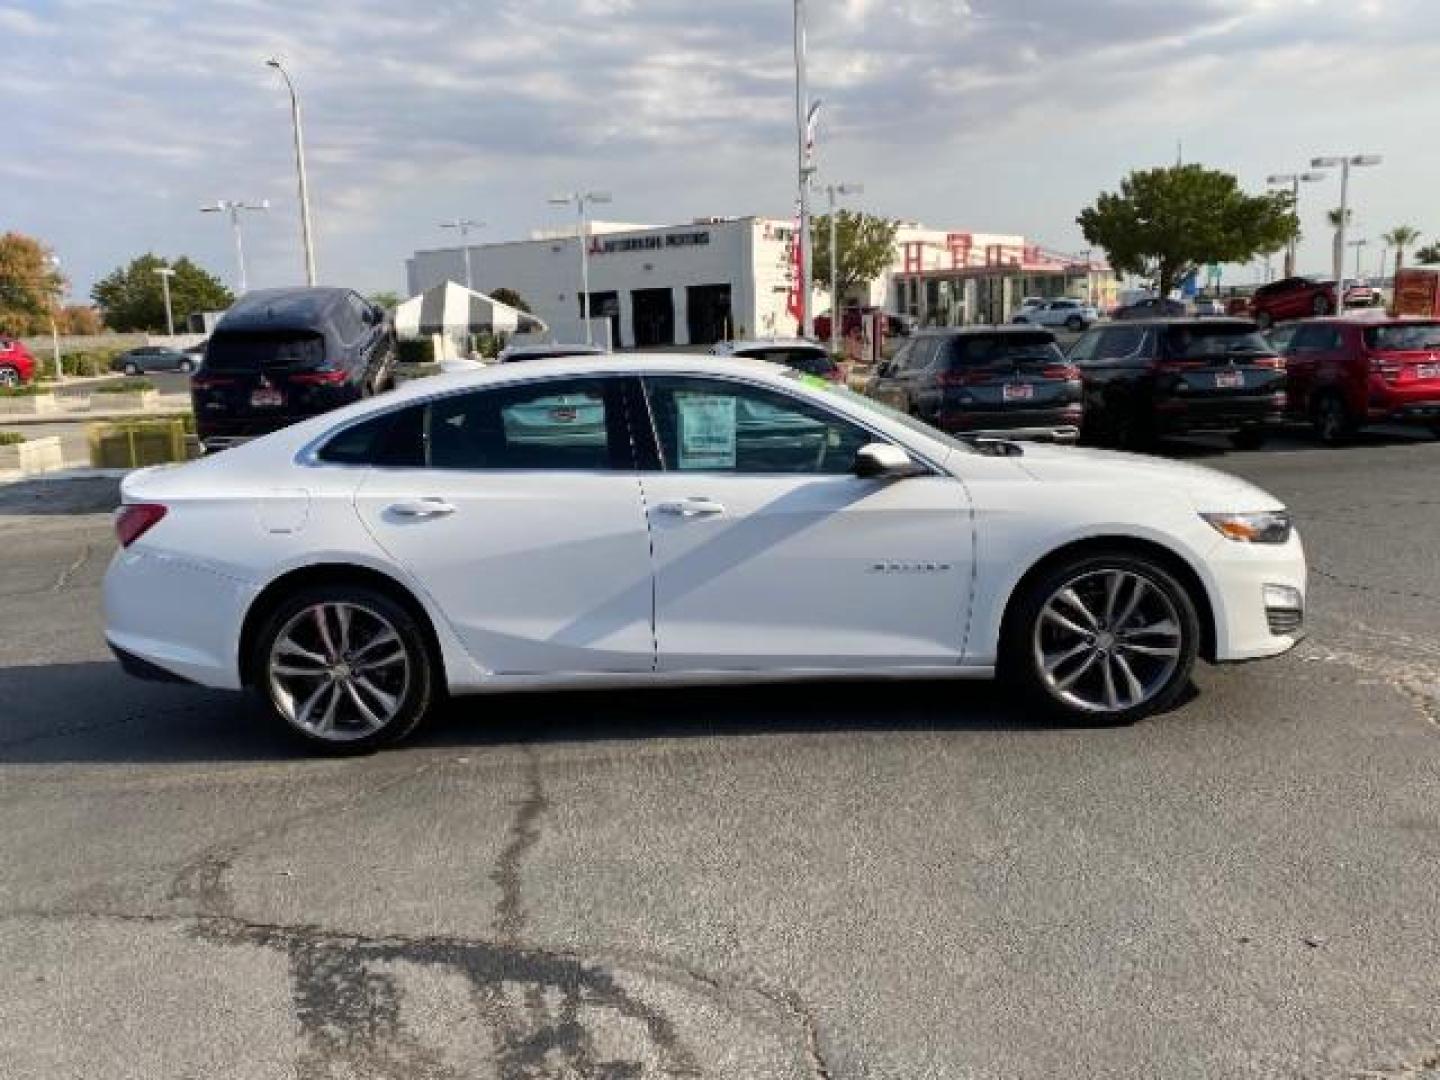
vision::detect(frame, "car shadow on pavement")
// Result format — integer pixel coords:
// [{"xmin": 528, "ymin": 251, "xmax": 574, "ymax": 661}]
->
[{"xmin": 0, "ymin": 660, "xmax": 1107, "ymax": 766}]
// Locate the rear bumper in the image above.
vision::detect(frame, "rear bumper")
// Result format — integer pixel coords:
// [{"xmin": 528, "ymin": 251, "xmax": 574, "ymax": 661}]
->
[
  {"xmin": 1368, "ymin": 399, "xmax": 1440, "ymax": 424},
  {"xmin": 1156, "ymin": 395, "xmax": 1287, "ymax": 433}
]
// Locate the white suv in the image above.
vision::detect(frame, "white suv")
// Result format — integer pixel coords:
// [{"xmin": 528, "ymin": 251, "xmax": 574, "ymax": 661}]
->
[{"xmin": 1012, "ymin": 298, "xmax": 1098, "ymax": 331}]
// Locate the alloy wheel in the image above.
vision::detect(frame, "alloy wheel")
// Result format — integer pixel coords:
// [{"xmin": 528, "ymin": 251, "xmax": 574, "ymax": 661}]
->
[
  {"xmin": 1032, "ymin": 569, "xmax": 1183, "ymax": 714},
  {"xmin": 0, "ymin": 366, "xmax": 18, "ymax": 388},
  {"xmin": 267, "ymin": 602, "xmax": 411, "ymax": 742}
]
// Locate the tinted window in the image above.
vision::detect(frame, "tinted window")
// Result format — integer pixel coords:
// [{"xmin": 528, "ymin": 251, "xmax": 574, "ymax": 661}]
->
[
  {"xmin": 206, "ymin": 331, "xmax": 326, "ymax": 372},
  {"xmin": 429, "ymin": 378, "xmax": 615, "ymax": 470},
  {"xmin": 1289, "ymin": 324, "xmax": 1342, "ymax": 352},
  {"xmin": 908, "ymin": 338, "xmax": 942, "ymax": 371},
  {"xmin": 1067, "ymin": 329, "xmax": 1103, "ymax": 364},
  {"xmin": 883, "ymin": 341, "xmax": 913, "ymax": 375},
  {"xmin": 643, "ymin": 376, "xmax": 872, "ymax": 475},
  {"xmin": 1163, "ymin": 324, "xmax": 1275, "ymax": 361},
  {"xmin": 317, "ymin": 405, "xmax": 426, "ymax": 467},
  {"xmin": 1095, "ymin": 326, "xmax": 1149, "ymax": 360},
  {"xmin": 736, "ymin": 347, "xmax": 837, "ymax": 377},
  {"xmin": 1364, "ymin": 322, "xmax": 1440, "ymax": 351},
  {"xmin": 942, "ymin": 333, "xmax": 1063, "ymax": 369}
]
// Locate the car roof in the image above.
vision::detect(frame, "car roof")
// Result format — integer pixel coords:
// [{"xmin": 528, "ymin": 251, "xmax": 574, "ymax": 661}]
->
[
  {"xmin": 500, "ymin": 343, "xmax": 605, "ymax": 356},
  {"xmin": 716, "ymin": 338, "xmax": 826, "ymax": 353},
  {"xmin": 914, "ymin": 325, "xmax": 1057, "ymax": 337},
  {"xmin": 1102, "ymin": 317, "xmax": 1256, "ymax": 329},
  {"xmin": 215, "ymin": 287, "xmax": 353, "ymax": 332}
]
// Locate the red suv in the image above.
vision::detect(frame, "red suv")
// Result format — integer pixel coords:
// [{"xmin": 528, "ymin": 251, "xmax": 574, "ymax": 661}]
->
[
  {"xmin": 0, "ymin": 337, "xmax": 37, "ymax": 387},
  {"xmin": 1282, "ymin": 318, "xmax": 1440, "ymax": 442},
  {"xmin": 1250, "ymin": 276, "xmax": 1336, "ymax": 328}
]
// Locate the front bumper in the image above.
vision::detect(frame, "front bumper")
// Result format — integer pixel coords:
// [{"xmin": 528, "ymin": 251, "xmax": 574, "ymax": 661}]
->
[{"xmin": 1204, "ymin": 528, "xmax": 1307, "ymax": 662}]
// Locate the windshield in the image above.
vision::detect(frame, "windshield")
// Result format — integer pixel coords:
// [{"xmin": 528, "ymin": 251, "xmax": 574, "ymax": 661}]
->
[
  {"xmin": 1364, "ymin": 323, "xmax": 1440, "ymax": 351},
  {"xmin": 1163, "ymin": 325, "xmax": 1275, "ymax": 361},
  {"xmin": 947, "ymin": 333, "xmax": 1063, "ymax": 368}
]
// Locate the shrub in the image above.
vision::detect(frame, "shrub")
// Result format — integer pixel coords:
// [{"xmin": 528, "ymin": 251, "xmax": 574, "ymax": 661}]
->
[
  {"xmin": 60, "ymin": 348, "xmax": 125, "ymax": 377},
  {"xmin": 0, "ymin": 431, "xmax": 24, "ymax": 446},
  {"xmin": 0, "ymin": 384, "xmax": 45, "ymax": 397},
  {"xmin": 95, "ymin": 378, "xmax": 155, "ymax": 393},
  {"xmin": 396, "ymin": 338, "xmax": 435, "ymax": 365}
]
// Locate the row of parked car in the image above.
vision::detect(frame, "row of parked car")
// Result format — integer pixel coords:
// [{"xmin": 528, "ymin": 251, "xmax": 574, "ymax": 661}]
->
[{"xmin": 859, "ymin": 315, "xmax": 1440, "ymax": 451}]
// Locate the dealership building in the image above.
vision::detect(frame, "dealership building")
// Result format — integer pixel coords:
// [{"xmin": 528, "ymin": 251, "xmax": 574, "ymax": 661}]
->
[{"xmin": 406, "ymin": 216, "xmax": 1114, "ymax": 349}]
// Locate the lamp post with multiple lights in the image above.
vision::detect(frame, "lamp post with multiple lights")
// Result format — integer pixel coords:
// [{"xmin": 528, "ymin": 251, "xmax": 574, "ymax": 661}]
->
[
  {"xmin": 439, "ymin": 219, "xmax": 485, "ymax": 290},
  {"xmin": 1266, "ymin": 170, "xmax": 1325, "ymax": 278},
  {"xmin": 547, "ymin": 191, "xmax": 612, "ymax": 346},
  {"xmin": 1310, "ymin": 153, "xmax": 1382, "ymax": 311},
  {"xmin": 200, "ymin": 200, "xmax": 269, "ymax": 294},
  {"xmin": 265, "ymin": 58, "xmax": 318, "ymax": 286}
]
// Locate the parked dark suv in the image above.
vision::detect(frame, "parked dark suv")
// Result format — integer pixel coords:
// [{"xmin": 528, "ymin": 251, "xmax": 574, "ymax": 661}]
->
[
  {"xmin": 1068, "ymin": 318, "xmax": 1287, "ymax": 449},
  {"xmin": 867, "ymin": 327, "xmax": 1082, "ymax": 442},
  {"xmin": 192, "ymin": 287, "xmax": 395, "ymax": 451}
]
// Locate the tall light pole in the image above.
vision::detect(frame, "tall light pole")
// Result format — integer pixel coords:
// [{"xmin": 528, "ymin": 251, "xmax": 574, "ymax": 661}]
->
[
  {"xmin": 822, "ymin": 181, "xmax": 863, "ymax": 356},
  {"xmin": 548, "ymin": 191, "xmax": 612, "ymax": 346},
  {"xmin": 1311, "ymin": 153, "xmax": 1381, "ymax": 312},
  {"xmin": 153, "ymin": 265, "xmax": 176, "ymax": 336},
  {"xmin": 794, "ymin": 0, "xmax": 819, "ymax": 338},
  {"xmin": 266, "ymin": 58, "xmax": 318, "ymax": 286},
  {"xmin": 45, "ymin": 254, "xmax": 63, "ymax": 381},
  {"xmin": 1266, "ymin": 170, "xmax": 1325, "ymax": 278},
  {"xmin": 1348, "ymin": 238, "xmax": 1368, "ymax": 280},
  {"xmin": 200, "ymin": 200, "xmax": 269, "ymax": 294},
  {"xmin": 438, "ymin": 218, "xmax": 485, "ymax": 290}
]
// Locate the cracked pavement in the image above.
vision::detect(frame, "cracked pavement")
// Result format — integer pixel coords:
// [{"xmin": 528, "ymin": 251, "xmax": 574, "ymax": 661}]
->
[{"xmin": 1, "ymin": 432, "xmax": 1438, "ymax": 1079}]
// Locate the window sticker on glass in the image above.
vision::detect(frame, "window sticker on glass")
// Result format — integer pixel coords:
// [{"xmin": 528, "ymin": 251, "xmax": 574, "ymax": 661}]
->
[{"xmin": 675, "ymin": 392, "xmax": 737, "ymax": 469}]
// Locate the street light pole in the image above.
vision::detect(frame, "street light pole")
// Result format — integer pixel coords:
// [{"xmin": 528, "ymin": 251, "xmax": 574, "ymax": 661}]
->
[
  {"xmin": 1311, "ymin": 153, "xmax": 1381, "ymax": 313},
  {"xmin": 46, "ymin": 254, "xmax": 63, "ymax": 382},
  {"xmin": 200, "ymin": 200, "xmax": 269, "ymax": 294},
  {"xmin": 548, "ymin": 192, "xmax": 612, "ymax": 346},
  {"xmin": 153, "ymin": 266, "xmax": 176, "ymax": 336},
  {"xmin": 824, "ymin": 181, "xmax": 863, "ymax": 356},
  {"xmin": 1267, "ymin": 170, "xmax": 1325, "ymax": 278},
  {"xmin": 266, "ymin": 58, "xmax": 318, "ymax": 286},
  {"xmin": 439, "ymin": 218, "xmax": 485, "ymax": 290},
  {"xmin": 1348, "ymin": 238, "xmax": 1368, "ymax": 280},
  {"xmin": 794, "ymin": 0, "xmax": 818, "ymax": 338}
]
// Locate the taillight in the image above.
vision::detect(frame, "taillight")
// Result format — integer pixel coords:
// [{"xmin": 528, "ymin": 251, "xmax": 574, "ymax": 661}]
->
[
  {"xmin": 1041, "ymin": 364, "xmax": 1081, "ymax": 380},
  {"xmin": 1369, "ymin": 356, "xmax": 1402, "ymax": 379},
  {"xmin": 1250, "ymin": 357, "xmax": 1285, "ymax": 370},
  {"xmin": 289, "ymin": 369, "xmax": 348, "ymax": 385},
  {"xmin": 191, "ymin": 375, "xmax": 237, "ymax": 389},
  {"xmin": 115, "ymin": 503, "xmax": 167, "ymax": 548}
]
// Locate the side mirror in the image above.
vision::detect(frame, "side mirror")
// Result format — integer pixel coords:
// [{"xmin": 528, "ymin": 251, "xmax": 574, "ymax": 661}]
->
[{"xmin": 854, "ymin": 442, "xmax": 922, "ymax": 480}]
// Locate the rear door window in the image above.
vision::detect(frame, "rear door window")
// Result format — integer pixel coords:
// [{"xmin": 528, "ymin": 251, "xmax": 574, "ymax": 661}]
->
[
  {"xmin": 429, "ymin": 378, "xmax": 620, "ymax": 471},
  {"xmin": 1094, "ymin": 326, "xmax": 1149, "ymax": 361}
]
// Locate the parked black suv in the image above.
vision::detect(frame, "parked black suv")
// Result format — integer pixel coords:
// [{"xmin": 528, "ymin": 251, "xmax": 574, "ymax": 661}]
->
[
  {"xmin": 867, "ymin": 327, "xmax": 1082, "ymax": 442},
  {"xmin": 1067, "ymin": 318, "xmax": 1286, "ymax": 449},
  {"xmin": 193, "ymin": 287, "xmax": 395, "ymax": 451}
]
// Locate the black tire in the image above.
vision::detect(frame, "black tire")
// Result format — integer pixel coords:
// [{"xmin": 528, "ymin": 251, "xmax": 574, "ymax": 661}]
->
[
  {"xmin": 179, "ymin": 359, "xmax": 193, "ymax": 374},
  {"xmin": 1312, "ymin": 294, "xmax": 1331, "ymax": 316},
  {"xmin": 1254, "ymin": 310, "xmax": 1273, "ymax": 330},
  {"xmin": 0, "ymin": 365, "xmax": 19, "ymax": 388},
  {"xmin": 249, "ymin": 584, "xmax": 436, "ymax": 753},
  {"xmin": 1065, "ymin": 315, "xmax": 1084, "ymax": 331},
  {"xmin": 1230, "ymin": 425, "xmax": 1266, "ymax": 451},
  {"xmin": 124, "ymin": 362, "xmax": 139, "ymax": 376},
  {"xmin": 1313, "ymin": 391, "xmax": 1355, "ymax": 445},
  {"xmin": 1002, "ymin": 551, "xmax": 1201, "ymax": 726}
]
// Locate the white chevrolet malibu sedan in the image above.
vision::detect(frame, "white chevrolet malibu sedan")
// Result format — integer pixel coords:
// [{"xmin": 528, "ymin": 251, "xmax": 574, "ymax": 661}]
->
[{"xmin": 104, "ymin": 355, "xmax": 1305, "ymax": 751}]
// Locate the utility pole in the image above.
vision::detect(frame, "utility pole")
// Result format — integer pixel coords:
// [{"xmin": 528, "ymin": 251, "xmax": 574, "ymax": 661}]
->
[
  {"xmin": 200, "ymin": 200, "xmax": 269, "ymax": 294},
  {"xmin": 1266, "ymin": 170, "xmax": 1325, "ymax": 278},
  {"xmin": 266, "ymin": 59, "xmax": 318, "ymax": 285},
  {"xmin": 439, "ymin": 219, "xmax": 485, "ymax": 290},
  {"xmin": 153, "ymin": 265, "xmax": 176, "ymax": 336},
  {"xmin": 548, "ymin": 192, "xmax": 612, "ymax": 346},
  {"xmin": 823, "ymin": 181, "xmax": 863, "ymax": 356},
  {"xmin": 1312, "ymin": 153, "xmax": 1382, "ymax": 312}
]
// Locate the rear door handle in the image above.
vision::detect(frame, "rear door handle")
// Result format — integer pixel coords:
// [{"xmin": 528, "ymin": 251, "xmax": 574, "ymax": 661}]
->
[
  {"xmin": 388, "ymin": 498, "xmax": 456, "ymax": 519},
  {"xmin": 656, "ymin": 497, "xmax": 725, "ymax": 518}
]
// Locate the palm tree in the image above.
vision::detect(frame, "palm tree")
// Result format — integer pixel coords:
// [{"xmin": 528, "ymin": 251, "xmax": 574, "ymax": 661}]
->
[{"xmin": 1381, "ymin": 226, "xmax": 1422, "ymax": 281}]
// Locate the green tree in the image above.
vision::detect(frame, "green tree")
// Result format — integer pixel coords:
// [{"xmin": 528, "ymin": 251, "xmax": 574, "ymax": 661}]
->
[
  {"xmin": 0, "ymin": 232, "xmax": 65, "ymax": 336},
  {"xmin": 1415, "ymin": 242, "xmax": 1440, "ymax": 266},
  {"xmin": 810, "ymin": 211, "xmax": 900, "ymax": 302},
  {"xmin": 1381, "ymin": 226, "xmax": 1422, "ymax": 279},
  {"xmin": 1077, "ymin": 165, "xmax": 1296, "ymax": 298},
  {"xmin": 91, "ymin": 254, "xmax": 232, "ymax": 332},
  {"xmin": 367, "ymin": 290, "xmax": 401, "ymax": 310},
  {"xmin": 490, "ymin": 287, "xmax": 532, "ymax": 313}
]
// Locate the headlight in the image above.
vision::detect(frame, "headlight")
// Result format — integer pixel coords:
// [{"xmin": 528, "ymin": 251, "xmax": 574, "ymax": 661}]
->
[{"xmin": 1201, "ymin": 510, "xmax": 1292, "ymax": 544}]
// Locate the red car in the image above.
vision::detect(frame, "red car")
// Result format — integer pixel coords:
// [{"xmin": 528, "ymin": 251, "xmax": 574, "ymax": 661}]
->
[
  {"xmin": 1281, "ymin": 318, "xmax": 1440, "ymax": 442},
  {"xmin": 1250, "ymin": 276, "xmax": 1336, "ymax": 328},
  {"xmin": 0, "ymin": 337, "xmax": 37, "ymax": 387}
]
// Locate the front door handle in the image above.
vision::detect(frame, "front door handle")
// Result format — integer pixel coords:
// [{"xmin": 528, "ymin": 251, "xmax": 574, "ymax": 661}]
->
[
  {"xmin": 656, "ymin": 497, "xmax": 725, "ymax": 518},
  {"xmin": 388, "ymin": 498, "xmax": 456, "ymax": 519}
]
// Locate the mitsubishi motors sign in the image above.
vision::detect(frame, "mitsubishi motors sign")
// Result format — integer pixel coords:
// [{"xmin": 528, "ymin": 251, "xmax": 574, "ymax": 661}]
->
[{"xmin": 588, "ymin": 230, "xmax": 711, "ymax": 255}]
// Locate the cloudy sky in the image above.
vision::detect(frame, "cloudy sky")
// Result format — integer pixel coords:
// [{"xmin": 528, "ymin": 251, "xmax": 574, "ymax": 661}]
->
[{"xmin": 4, "ymin": 0, "xmax": 1438, "ymax": 301}]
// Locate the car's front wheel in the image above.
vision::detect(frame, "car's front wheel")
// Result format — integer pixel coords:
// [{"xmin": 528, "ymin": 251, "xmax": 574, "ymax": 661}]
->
[
  {"xmin": 251, "ymin": 584, "xmax": 436, "ymax": 752},
  {"xmin": 0, "ymin": 365, "xmax": 19, "ymax": 388},
  {"xmin": 1254, "ymin": 310, "xmax": 1273, "ymax": 329},
  {"xmin": 123, "ymin": 361, "xmax": 139, "ymax": 376},
  {"xmin": 179, "ymin": 359, "xmax": 194, "ymax": 374},
  {"xmin": 1065, "ymin": 315, "xmax": 1084, "ymax": 331},
  {"xmin": 1004, "ymin": 553, "xmax": 1200, "ymax": 725}
]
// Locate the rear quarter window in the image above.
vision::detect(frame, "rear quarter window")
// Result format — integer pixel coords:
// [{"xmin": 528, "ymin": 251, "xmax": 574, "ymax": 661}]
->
[{"xmin": 316, "ymin": 405, "xmax": 425, "ymax": 466}]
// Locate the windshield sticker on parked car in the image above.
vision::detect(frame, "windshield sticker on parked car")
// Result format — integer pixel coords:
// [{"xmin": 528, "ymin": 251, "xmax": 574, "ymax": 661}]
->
[{"xmin": 676, "ymin": 392, "xmax": 737, "ymax": 469}]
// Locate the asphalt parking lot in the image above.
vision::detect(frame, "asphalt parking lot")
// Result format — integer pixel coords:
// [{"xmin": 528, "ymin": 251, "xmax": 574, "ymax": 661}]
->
[{"xmin": 2, "ymin": 431, "xmax": 1438, "ymax": 1079}]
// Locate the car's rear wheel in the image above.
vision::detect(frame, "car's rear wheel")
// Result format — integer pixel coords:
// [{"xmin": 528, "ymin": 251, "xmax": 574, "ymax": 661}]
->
[
  {"xmin": 1312, "ymin": 294, "xmax": 1331, "ymax": 316},
  {"xmin": 179, "ymin": 359, "xmax": 194, "ymax": 374},
  {"xmin": 0, "ymin": 365, "xmax": 19, "ymax": 388},
  {"xmin": 251, "ymin": 585, "xmax": 435, "ymax": 752},
  {"xmin": 1230, "ymin": 425, "xmax": 1266, "ymax": 450},
  {"xmin": 1005, "ymin": 553, "xmax": 1200, "ymax": 725},
  {"xmin": 1314, "ymin": 391, "xmax": 1355, "ymax": 445},
  {"xmin": 1254, "ymin": 310, "xmax": 1273, "ymax": 330},
  {"xmin": 1065, "ymin": 315, "xmax": 1084, "ymax": 331}
]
